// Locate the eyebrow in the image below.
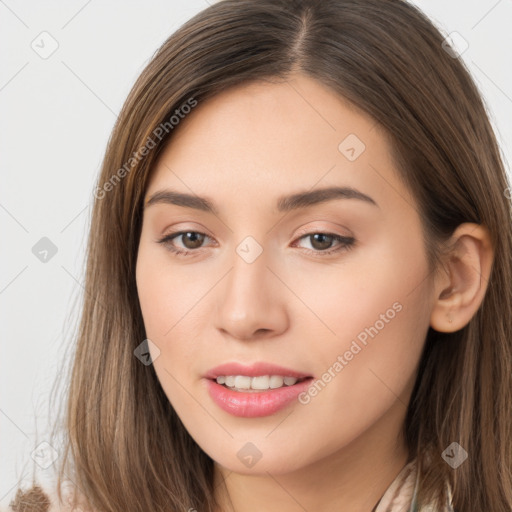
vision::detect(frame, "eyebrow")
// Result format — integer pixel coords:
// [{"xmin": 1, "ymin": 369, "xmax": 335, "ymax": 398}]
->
[{"xmin": 143, "ymin": 186, "xmax": 378, "ymax": 214}]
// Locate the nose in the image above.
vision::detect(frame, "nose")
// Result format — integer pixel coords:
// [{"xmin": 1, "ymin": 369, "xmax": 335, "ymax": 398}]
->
[{"xmin": 214, "ymin": 246, "xmax": 289, "ymax": 341}]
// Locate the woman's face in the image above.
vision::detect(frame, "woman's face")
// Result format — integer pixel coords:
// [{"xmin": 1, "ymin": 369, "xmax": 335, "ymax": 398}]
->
[{"xmin": 136, "ymin": 72, "xmax": 436, "ymax": 475}]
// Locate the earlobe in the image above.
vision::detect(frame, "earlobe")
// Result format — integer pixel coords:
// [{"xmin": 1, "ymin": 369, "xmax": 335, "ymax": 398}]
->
[{"xmin": 429, "ymin": 223, "xmax": 494, "ymax": 333}]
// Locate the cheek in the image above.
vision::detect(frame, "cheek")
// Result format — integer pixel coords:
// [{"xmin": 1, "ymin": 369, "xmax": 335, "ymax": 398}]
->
[
  {"xmin": 295, "ymin": 238, "xmax": 432, "ymax": 432},
  {"xmin": 284, "ymin": 227, "xmax": 430, "ymax": 355},
  {"xmin": 303, "ymin": 295, "xmax": 428, "ymax": 457},
  {"xmin": 136, "ymin": 259, "xmax": 169, "ymax": 341},
  {"xmin": 135, "ymin": 251, "xmax": 203, "ymax": 415},
  {"xmin": 136, "ymin": 244, "xmax": 202, "ymax": 338},
  {"xmin": 135, "ymin": 245, "xmax": 216, "ymax": 376}
]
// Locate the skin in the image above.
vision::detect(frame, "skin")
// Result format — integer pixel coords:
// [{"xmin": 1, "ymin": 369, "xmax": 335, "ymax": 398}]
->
[{"xmin": 135, "ymin": 72, "xmax": 493, "ymax": 512}]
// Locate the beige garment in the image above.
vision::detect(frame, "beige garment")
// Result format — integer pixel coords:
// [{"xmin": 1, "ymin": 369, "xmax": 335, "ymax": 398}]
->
[{"xmin": 375, "ymin": 459, "xmax": 454, "ymax": 512}]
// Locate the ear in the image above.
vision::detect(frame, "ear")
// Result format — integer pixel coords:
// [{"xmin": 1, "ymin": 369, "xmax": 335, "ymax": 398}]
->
[{"xmin": 430, "ymin": 223, "xmax": 494, "ymax": 333}]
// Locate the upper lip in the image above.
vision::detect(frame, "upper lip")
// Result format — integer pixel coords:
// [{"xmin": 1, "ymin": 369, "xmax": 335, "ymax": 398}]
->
[{"xmin": 205, "ymin": 362, "xmax": 312, "ymax": 380}]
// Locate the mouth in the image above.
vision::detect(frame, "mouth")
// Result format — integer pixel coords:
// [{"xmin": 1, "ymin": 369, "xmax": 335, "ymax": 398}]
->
[
  {"xmin": 204, "ymin": 364, "xmax": 315, "ymax": 417},
  {"xmin": 212, "ymin": 375, "xmax": 312, "ymax": 392},
  {"xmin": 204, "ymin": 362, "xmax": 314, "ymax": 417}
]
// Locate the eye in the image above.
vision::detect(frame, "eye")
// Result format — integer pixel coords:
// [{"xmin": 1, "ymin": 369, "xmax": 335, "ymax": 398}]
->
[
  {"xmin": 157, "ymin": 231, "xmax": 212, "ymax": 256},
  {"xmin": 157, "ymin": 230, "xmax": 356, "ymax": 257},
  {"xmin": 293, "ymin": 232, "xmax": 355, "ymax": 256}
]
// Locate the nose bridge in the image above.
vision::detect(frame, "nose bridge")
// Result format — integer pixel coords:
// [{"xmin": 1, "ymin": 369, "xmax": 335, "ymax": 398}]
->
[
  {"xmin": 223, "ymin": 238, "xmax": 272, "ymax": 316},
  {"xmin": 214, "ymin": 235, "xmax": 288, "ymax": 339}
]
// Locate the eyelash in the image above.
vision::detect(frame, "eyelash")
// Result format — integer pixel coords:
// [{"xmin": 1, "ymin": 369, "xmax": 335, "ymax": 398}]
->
[{"xmin": 157, "ymin": 230, "xmax": 356, "ymax": 258}]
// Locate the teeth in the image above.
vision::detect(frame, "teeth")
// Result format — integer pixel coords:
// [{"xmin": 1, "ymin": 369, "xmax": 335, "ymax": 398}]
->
[
  {"xmin": 234, "ymin": 376, "xmax": 251, "ymax": 389},
  {"xmin": 215, "ymin": 375, "xmax": 300, "ymax": 390},
  {"xmin": 269, "ymin": 375, "xmax": 284, "ymax": 388},
  {"xmin": 252, "ymin": 376, "xmax": 270, "ymax": 389}
]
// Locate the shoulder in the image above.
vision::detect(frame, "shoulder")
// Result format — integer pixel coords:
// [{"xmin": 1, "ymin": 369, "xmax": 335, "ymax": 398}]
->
[{"xmin": 1, "ymin": 481, "xmax": 95, "ymax": 512}]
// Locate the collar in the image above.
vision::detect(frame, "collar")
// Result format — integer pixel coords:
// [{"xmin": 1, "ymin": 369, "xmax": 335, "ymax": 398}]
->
[{"xmin": 374, "ymin": 458, "xmax": 454, "ymax": 512}]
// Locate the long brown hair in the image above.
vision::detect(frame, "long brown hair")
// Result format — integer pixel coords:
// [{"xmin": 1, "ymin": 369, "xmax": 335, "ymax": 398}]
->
[{"xmin": 10, "ymin": 0, "xmax": 512, "ymax": 510}]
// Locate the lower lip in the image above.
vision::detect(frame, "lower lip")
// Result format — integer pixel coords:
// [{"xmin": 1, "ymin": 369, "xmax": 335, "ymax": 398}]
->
[{"xmin": 205, "ymin": 378, "xmax": 314, "ymax": 418}]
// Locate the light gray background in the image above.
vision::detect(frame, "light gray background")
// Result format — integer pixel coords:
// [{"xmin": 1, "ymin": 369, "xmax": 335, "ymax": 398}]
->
[{"xmin": 1, "ymin": 0, "xmax": 511, "ymax": 504}]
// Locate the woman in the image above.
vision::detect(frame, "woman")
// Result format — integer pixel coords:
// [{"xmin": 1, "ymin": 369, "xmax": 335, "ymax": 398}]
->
[{"xmin": 6, "ymin": 0, "xmax": 511, "ymax": 510}]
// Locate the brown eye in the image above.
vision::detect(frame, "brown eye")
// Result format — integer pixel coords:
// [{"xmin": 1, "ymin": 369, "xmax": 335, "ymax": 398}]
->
[
  {"xmin": 308, "ymin": 233, "xmax": 335, "ymax": 251},
  {"xmin": 158, "ymin": 230, "xmax": 211, "ymax": 255},
  {"xmin": 178, "ymin": 232, "xmax": 206, "ymax": 249},
  {"xmin": 293, "ymin": 231, "xmax": 355, "ymax": 257}
]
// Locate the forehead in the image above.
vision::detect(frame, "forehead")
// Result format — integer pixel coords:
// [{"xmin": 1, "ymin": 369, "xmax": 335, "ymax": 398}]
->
[
  {"xmin": 157, "ymin": 73, "xmax": 375, "ymax": 159},
  {"xmin": 145, "ymin": 73, "xmax": 412, "ymax": 214}
]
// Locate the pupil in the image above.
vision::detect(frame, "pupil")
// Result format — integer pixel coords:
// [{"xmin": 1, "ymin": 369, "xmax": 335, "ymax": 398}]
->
[
  {"xmin": 311, "ymin": 233, "xmax": 332, "ymax": 250},
  {"xmin": 183, "ymin": 232, "xmax": 204, "ymax": 249}
]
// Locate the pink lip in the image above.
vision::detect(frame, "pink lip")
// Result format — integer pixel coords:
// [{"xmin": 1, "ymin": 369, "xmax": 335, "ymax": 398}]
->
[
  {"xmin": 204, "ymin": 362, "xmax": 313, "ymax": 418},
  {"xmin": 204, "ymin": 362, "xmax": 311, "ymax": 380},
  {"xmin": 205, "ymin": 378, "xmax": 314, "ymax": 418}
]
